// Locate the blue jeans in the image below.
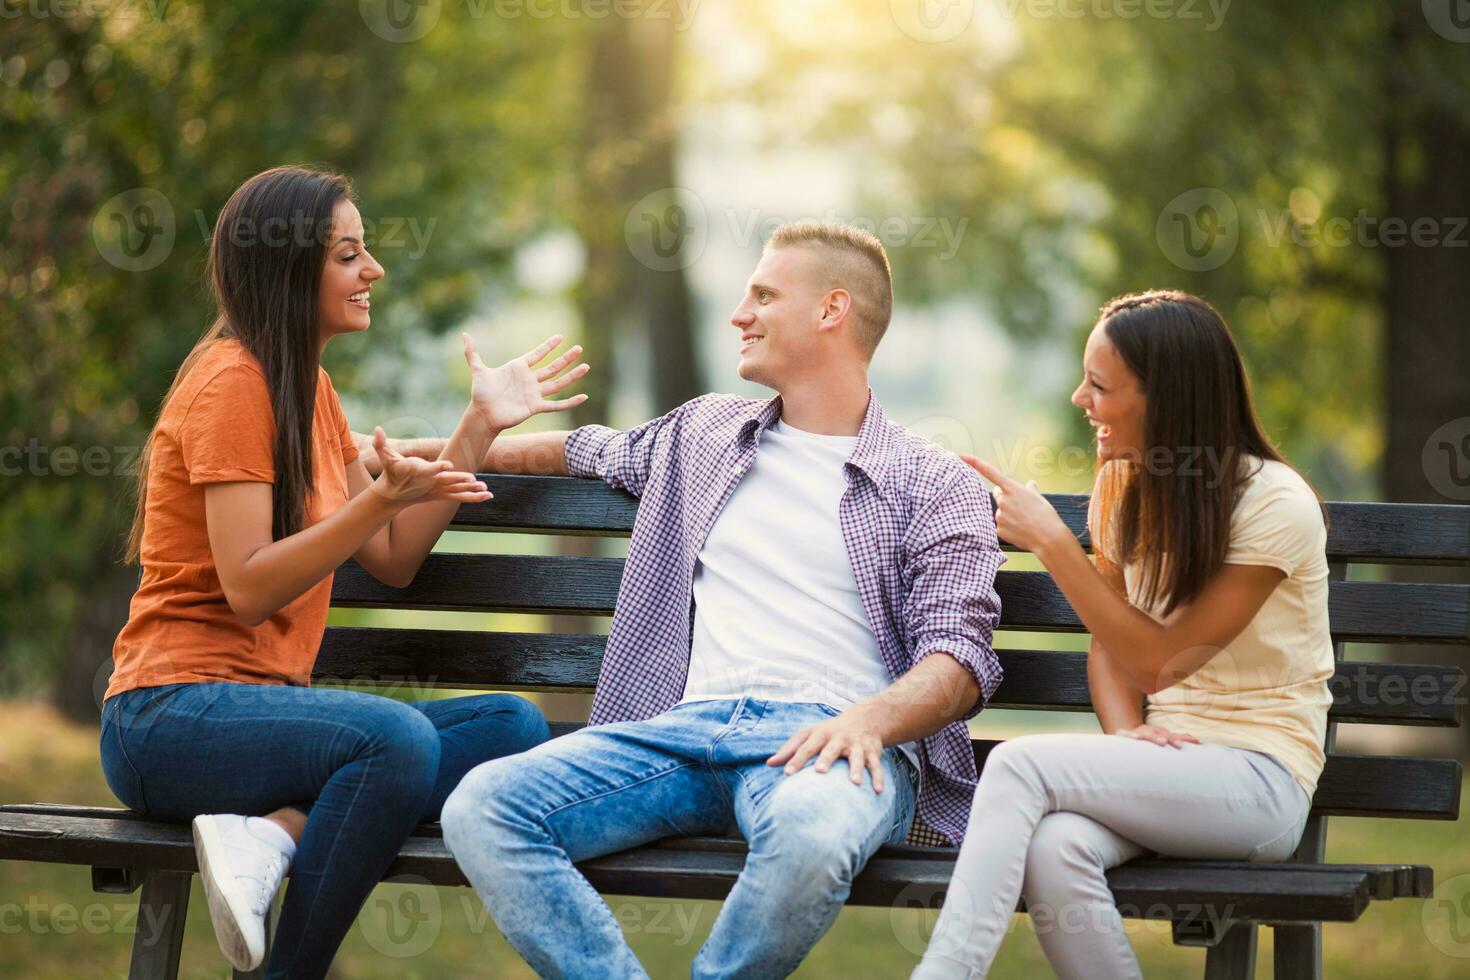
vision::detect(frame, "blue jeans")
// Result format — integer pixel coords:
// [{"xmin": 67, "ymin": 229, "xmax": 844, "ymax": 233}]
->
[
  {"xmin": 440, "ymin": 697, "xmax": 919, "ymax": 979},
  {"xmin": 99, "ymin": 682, "xmax": 551, "ymax": 980}
]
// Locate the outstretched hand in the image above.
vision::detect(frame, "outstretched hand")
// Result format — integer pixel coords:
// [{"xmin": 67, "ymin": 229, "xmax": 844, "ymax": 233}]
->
[
  {"xmin": 960, "ymin": 454, "xmax": 1071, "ymax": 555},
  {"xmin": 464, "ymin": 333, "xmax": 590, "ymax": 432},
  {"xmin": 370, "ymin": 426, "xmax": 492, "ymax": 506}
]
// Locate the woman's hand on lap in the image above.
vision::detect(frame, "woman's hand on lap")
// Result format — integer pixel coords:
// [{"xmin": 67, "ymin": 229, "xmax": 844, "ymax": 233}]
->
[{"xmin": 1113, "ymin": 724, "xmax": 1200, "ymax": 749}]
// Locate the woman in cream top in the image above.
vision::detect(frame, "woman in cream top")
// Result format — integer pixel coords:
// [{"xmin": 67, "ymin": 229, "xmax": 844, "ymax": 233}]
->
[{"xmin": 916, "ymin": 290, "xmax": 1331, "ymax": 980}]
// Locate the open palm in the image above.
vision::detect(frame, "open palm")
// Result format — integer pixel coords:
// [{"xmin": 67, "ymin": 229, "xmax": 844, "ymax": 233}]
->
[{"xmin": 464, "ymin": 333, "xmax": 589, "ymax": 432}]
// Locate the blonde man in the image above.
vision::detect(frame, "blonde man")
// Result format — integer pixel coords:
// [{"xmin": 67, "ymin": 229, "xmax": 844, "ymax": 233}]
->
[{"xmin": 367, "ymin": 222, "xmax": 1004, "ymax": 978}]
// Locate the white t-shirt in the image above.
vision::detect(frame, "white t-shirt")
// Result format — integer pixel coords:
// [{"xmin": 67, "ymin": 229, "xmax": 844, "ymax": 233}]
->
[
  {"xmin": 679, "ymin": 420, "xmax": 918, "ymax": 767},
  {"xmin": 1110, "ymin": 458, "xmax": 1334, "ymax": 797}
]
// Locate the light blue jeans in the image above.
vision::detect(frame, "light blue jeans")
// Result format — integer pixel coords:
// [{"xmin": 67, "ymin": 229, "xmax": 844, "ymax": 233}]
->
[{"xmin": 441, "ymin": 697, "xmax": 919, "ymax": 979}]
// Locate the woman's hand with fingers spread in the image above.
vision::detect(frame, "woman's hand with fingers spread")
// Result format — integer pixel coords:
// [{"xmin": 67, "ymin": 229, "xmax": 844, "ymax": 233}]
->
[
  {"xmin": 464, "ymin": 332, "xmax": 590, "ymax": 432},
  {"xmin": 959, "ymin": 454, "xmax": 1072, "ymax": 555},
  {"xmin": 369, "ymin": 427, "xmax": 492, "ymax": 507},
  {"xmin": 1113, "ymin": 724, "xmax": 1201, "ymax": 750}
]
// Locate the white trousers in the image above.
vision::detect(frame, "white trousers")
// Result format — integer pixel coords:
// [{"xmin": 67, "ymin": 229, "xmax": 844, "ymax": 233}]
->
[{"xmin": 912, "ymin": 733, "xmax": 1311, "ymax": 980}]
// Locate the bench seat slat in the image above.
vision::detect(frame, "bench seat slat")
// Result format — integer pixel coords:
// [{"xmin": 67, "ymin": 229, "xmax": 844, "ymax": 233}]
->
[
  {"xmin": 316, "ymin": 629, "xmax": 1467, "ymax": 727},
  {"xmin": 331, "ymin": 556, "xmax": 1470, "ymax": 643},
  {"xmin": 0, "ymin": 808, "xmax": 1392, "ymax": 922},
  {"xmin": 452, "ymin": 477, "xmax": 1470, "ymax": 566},
  {"xmin": 527, "ymin": 724, "xmax": 1458, "ymax": 820}
]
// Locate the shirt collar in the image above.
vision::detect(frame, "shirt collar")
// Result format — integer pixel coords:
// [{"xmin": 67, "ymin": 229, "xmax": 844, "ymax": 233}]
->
[{"xmin": 737, "ymin": 389, "xmax": 894, "ymax": 493}]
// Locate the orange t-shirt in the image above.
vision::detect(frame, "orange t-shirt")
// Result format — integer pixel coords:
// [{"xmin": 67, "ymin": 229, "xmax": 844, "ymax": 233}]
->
[{"xmin": 106, "ymin": 339, "xmax": 359, "ymax": 700}]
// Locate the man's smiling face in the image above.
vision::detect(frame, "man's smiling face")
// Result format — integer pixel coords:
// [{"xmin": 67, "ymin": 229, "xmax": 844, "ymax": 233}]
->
[{"xmin": 727, "ymin": 246, "xmax": 827, "ymax": 390}]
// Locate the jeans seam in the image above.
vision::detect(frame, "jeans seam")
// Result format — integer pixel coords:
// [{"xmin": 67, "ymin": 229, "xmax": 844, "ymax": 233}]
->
[
  {"xmin": 1249, "ymin": 816, "xmax": 1308, "ymax": 862},
  {"xmin": 538, "ymin": 761, "xmax": 705, "ymax": 827},
  {"xmin": 705, "ymin": 701, "xmax": 757, "ymax": 810},
  {"xmin": 102, "ymin": 714, "xmax": 150, "ymax": 814}
]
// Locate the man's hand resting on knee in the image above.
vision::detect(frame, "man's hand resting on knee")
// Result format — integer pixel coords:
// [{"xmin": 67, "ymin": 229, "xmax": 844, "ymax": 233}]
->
[{"xmin": 766, "ymin": 652, "xmax": 981, "ymax": 794}]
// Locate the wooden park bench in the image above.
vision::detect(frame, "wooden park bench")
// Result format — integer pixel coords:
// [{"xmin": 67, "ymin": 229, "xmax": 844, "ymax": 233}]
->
[{"xmin": 2, "ymin": 475, "xmax": 1466, "ymax": 979}]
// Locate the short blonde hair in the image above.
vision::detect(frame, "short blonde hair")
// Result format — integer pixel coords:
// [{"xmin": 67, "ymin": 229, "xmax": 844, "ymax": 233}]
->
[{"xmin": 765, "ymin": 220, "xmax": 893, "ymax": 354}]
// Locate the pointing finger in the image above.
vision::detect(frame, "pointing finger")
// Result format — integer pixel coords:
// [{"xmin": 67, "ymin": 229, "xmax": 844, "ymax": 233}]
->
[{"xmin": 959, "ymin": 454, "xmax": 1018, "ymax": 491}]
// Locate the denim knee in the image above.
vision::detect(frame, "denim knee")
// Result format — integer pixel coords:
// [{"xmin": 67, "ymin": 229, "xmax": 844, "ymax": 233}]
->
[
  {"xmin": 364, "ymin": 702, "xmax": 441, "ymax": 801},
  {"xmin": 489, "ymin": 694, "xmax": 552, "ymax": 754},
  {"xmin": 441, "ymin": 757, "xmax": 517, "ymax": 854}
]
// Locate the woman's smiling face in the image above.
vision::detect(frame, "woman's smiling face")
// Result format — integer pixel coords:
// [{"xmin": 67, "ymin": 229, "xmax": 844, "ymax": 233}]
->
[
  {"xmin": 316, "ymin": 199, "xmax": 384, "ymax": 345},
  {"xmin": 1071, "ymin": 322, "xmax": 1146, "ymax": 463}
]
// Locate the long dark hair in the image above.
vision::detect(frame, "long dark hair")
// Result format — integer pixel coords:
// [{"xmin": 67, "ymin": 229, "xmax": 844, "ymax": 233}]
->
[
  {"xmin": 126, "ymin": 166, "xmax": 352, "ymax": 562},
  {"xmin": 1088, "ymin": 290, "xmax": 1324, "ymax": 615}
]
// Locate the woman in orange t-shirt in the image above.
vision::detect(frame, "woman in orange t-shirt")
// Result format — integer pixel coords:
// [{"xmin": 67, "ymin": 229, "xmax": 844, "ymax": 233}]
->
[{"xmin": 100, "ymin": 166, "xmax": 589, "ymax": 979}]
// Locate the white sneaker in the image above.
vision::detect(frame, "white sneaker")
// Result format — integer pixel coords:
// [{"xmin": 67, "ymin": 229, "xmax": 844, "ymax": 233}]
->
[{"xmin": 192, "ymin": 814, "xmax": 291, "ymax": 971}]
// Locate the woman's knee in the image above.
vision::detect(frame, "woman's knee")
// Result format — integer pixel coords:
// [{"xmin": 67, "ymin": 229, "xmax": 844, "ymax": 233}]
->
[
  {"xmin": 1024, "ymin": 813, "xmax": 1113, "ymax": 903},
  {"xmin": 485, "ymin": 694, "xmax": 552, "ymax": 754},
  {"xmin": 359, "ymin": 700, "xmax": 441, "ymax": 790}
]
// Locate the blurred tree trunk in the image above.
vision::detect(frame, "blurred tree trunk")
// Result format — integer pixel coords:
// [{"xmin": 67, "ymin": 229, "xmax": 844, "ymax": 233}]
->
[
  {"xmin": 1382, "ymin": 8, "xmax": 1470, "ymax": 506},
  {"xmin": 626, "ymin": 17, "xmax": 702, "ymax": 414},
  {"xmin": 572, "ymin": 15, "xmax": 700, "ymax": 423},
  {"xmin": 547, "ymin": 17, "xmax": 699, "ymax": 724},
  {"xmin": 53, "ymin": 557, "xmax": 136, "ymax": 723},
  {"xmin": 1380, "ymin": 5, "xmax": 1470, "ymax": 757}
]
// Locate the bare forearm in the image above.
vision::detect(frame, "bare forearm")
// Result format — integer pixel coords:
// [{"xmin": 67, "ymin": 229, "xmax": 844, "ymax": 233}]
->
[
  {"xmin": 855, "ymin": 653, "xmax": 982, "ymax": 746},
  {"xmin": 229, "ymin": 489, "xmax": 401, "ymax": 625},
  {"xmin": 1087, "ymin": 641, "xmax": 1146, "ymax": 733},
  {"xmin": 376, "ymin": 409, "xmax": 500, "ymax": 583},
  {"xmin": 480, "ymin": 430, "xmax": 571, "ymax": 475},
  {"xmin": 1035, "ymin": 534, "xmax": 1168, "ymax": 689},
  {"xmin": 355, "ymin": 429, "xmax": 570, "ymax": 476}
]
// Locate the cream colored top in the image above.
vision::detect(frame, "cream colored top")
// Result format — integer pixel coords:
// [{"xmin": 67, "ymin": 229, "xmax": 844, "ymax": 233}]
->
[{"xmin": 1105, "ymin": 458, "xmax": 1333, "ymax": 797}]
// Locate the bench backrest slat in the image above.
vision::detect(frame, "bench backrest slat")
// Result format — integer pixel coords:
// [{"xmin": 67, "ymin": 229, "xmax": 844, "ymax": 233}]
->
[
  {"xmin": 316, "ymin": 627, "xmax": 1466, "ymax": 728},
  {"xmin": 450, "ymin": 475, "xmax": 1470, "ymax": 566},
  {"xmin": 331, "ymin": 556, "xmax": 1470, "ymax": 644}
]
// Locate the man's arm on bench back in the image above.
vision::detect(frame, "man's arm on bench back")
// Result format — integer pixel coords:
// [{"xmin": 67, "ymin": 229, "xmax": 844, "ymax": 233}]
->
[{"xmin": 355, "ymin": 430, "xmax": 571, "ymax": 477}]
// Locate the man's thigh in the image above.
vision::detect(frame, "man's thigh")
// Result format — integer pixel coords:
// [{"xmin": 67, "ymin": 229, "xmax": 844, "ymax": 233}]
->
[
  {"xmin": 732, "ymin": 747, "xmax": 917, "ymax": 852},
  {"xmin": 463, "ymin": 719, "xmax": 734, "ymax": 863}
]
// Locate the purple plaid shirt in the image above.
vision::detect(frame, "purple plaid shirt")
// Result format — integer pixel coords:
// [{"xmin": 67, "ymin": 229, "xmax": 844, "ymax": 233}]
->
[{"xmin": 566, "ymin": 391, "xmax": 1005, "ymax": 846}]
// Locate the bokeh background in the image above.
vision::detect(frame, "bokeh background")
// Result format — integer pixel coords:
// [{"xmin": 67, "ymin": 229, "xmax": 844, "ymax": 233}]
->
[{"xmin": 3, "ymin": 0, "xmax": 1469, "ymax": 976}]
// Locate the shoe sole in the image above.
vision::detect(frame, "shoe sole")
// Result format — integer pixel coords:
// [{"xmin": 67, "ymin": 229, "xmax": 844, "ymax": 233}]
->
[{"xmin": 192, "ymin": 816, "xmax": 263, "ymax": 972}]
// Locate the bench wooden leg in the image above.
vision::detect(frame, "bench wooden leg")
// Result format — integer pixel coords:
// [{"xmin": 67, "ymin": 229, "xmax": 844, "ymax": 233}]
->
[
  {"xmin": 129, "ymin": 870, "xmax": 191, "ymax": 980},
  {"xmin": 1202, "ymin": 921, "xmax": 1257, "ymax": 980},
  {"xmin": 1272, "ymin": 923, "xmax": 1322, "ymax": 980}
]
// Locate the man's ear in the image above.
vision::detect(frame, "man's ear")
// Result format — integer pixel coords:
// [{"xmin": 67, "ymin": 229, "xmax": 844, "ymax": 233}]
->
[{"xmin": 817, "ymin": 288, "xmax": 853, "ymax": 334}]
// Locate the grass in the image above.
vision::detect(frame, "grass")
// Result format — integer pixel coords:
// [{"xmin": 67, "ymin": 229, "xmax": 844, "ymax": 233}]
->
[{"xmin": 2, "ymin": 699, "xmax": 1467, "ymax": 978}]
